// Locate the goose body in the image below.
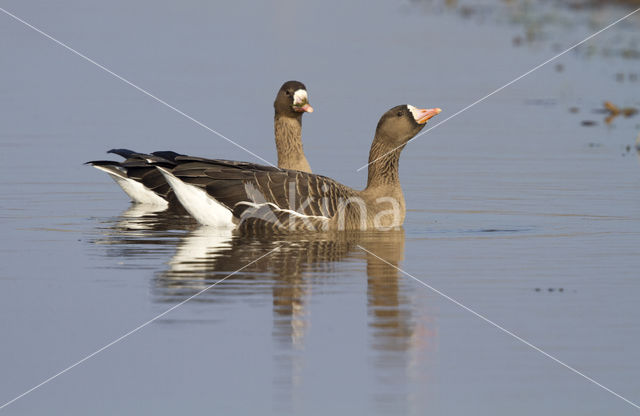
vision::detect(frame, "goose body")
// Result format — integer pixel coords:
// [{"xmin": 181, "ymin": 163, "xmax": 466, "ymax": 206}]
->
[
  {"xmin": 158, "ymin": 105, "xmax": 441, "ymax": 231},
  {"xmin": 87, "ymin": 81, "xmax": 313, "ymax": 205},
  {"xmin": 157, "ymin": 159, "xmax": 353, "ymax": 230}
]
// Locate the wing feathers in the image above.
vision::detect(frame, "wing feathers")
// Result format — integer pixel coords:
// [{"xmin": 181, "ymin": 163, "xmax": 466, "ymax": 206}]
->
[
  {"xmin": 91, "ymin": 149, "xmax": 357, "ymax": 230},
  {"xmin": 166, "ymin": 159, "xmax": 357, "ymax": 226}
]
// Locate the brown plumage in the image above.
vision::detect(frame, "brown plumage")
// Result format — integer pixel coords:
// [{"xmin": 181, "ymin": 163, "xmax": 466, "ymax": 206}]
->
[
  {"xmin": 86, "ymin": 81, "xmax": 313, "ymax": 205},
  {"xmin": 160, "ymin": 104, "xmax": 441, "ymax": 231},
  {"xmin": 274, "ymin": 80, "xmax": 313, "ymax": 172}
]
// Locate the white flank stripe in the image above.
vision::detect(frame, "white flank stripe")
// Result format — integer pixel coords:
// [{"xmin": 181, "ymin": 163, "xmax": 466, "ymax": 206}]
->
[
  {"xmin": 236, "ymin": 201, "xmax": 330, "ymax": 221},
  {"xmin": 93, "ymin": 165, "xmax": 168, "ymax": 206},
  {"xmin": 157, "ymin": 167, "xmax": 234, "ymax": 227}
]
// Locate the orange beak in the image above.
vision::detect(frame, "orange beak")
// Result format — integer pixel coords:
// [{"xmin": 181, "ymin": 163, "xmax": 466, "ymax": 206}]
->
[{"xmin": 414, "ymin": 107, "xmax": 442, "ymax": 124}]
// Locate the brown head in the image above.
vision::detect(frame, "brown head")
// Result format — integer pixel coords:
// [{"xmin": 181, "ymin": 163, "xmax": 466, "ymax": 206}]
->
[
  {"xmin": 273, "ymin": 80, "xmax": 314, "ymax": 118},
  {"xmin": 374, "ymin": 104, "xmax": 441, "ymax": 147},
  {"xmin": 367, "ymin": 104, "xmax": 441, "ymax": 188},
  {"xmin": 273, "ymin": 81, "xmax": 314, "ymax": 172}
]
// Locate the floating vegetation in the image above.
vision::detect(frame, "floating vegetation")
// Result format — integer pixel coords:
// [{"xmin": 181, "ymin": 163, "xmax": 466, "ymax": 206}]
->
[
  {"xmin": 603, "ymin": 100, "xmax": 639, "ymax": 124},
  {"xmin": 412, "ymin": 1, "xmax": 640, "ymax": 136},
  {"xmin": 574, "ymin": 102, "xmax": 638, "ymax": 126},
  {"xmin": 534, "ymin": 287, "xmax": 565, "ymax": 292},
  {"xmin": 413, "ymin": 0, "xmax": 640, "ymax": 59},
  {"xmin": 614, "ymin": 72, "xmax": 639, "ymax": 82}
]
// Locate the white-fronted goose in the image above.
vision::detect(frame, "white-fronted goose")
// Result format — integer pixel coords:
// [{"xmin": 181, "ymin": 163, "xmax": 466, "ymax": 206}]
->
[
  {"xmin": 86, "ymin": 81, "xmax": 314, "ymax": 207},
  {"xmin": 156, "ymin": 105, "xmax": 441, "ymax": 231}
]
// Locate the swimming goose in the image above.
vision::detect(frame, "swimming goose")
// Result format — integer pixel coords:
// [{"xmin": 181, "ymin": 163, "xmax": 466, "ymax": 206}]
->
[
  {"xmin": 86, "ymin": 80, "xmax": 314, "ymax": 207},
  {"xmin": 156, "ymin": 105, "xmax": 441, "ymax": 231}
]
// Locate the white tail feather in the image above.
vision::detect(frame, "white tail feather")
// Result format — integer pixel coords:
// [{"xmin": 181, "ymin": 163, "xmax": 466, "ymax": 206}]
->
[
  {"xmin": 93, "ymin": 165, "xmax": 168, "ymax": 206},
  {"xmin": 157, "ymin": 167, "xmax": 234, "ymax": 228}
]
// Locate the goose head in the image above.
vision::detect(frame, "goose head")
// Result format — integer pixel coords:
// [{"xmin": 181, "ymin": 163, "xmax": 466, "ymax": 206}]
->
[
  {"xmin": 375, "ymin": 104, "xmax": 441, "ymax": 146},
  {"xmin": 274, "ymin": 80, "xmax": 314, "ymax": 117}
]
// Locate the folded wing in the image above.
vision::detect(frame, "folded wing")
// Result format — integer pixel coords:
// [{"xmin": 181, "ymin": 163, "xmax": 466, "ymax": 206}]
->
[{"xmin": 167, "ymin": 156, "xmax": 357, "ymax": 230}]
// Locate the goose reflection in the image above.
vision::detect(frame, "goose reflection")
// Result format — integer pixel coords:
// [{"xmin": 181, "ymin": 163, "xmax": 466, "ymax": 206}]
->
[
  {"xmin": 96, "ymin": 203, "xmax": 196, "ymax": 236},
  {"xmin": 155, "ymin": 228, "xmax": 356, "ymax": 343},
  {"xmin": 361, "ymin": 232, "xmax": 436, "ymax": 412},
  {"xmin": 364, "ymin": 232, "xmax": 411, "ymax": 351},
  {"xmin": 91, "ymin": 210, "xmax": 434, "ymax": 412},
  {"xmin": 90, "ymin": 204, "xmax": 197, "ymax": 263},
  {"xmin": 156, "ymin": 227, "xmax": 433, "ymax": 411}
]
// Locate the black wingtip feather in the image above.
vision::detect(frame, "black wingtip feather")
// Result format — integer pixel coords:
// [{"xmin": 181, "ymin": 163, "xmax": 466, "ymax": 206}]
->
[
  {"xmin": 85, "ymin": 160, "xmax": 122, "ymax": 166},
  {"xmin": 108, "ymin": 148, "xmax": 139, "ymax": 159},
  {"xmin": 151, "ymin": 151, "xmax": 183, "ymax": 162}
]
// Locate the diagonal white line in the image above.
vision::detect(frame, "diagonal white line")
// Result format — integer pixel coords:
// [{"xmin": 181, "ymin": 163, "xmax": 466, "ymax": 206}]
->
[
  {"xmin": 356, "ymin": 6, "xmax": 640, "ymax": 172},
  {"xmin": 0, "ymin": 6, "xmax": 277, "ymax": 169},
  {"xmin": 0, "ymin": 246, "xmax": 281, "ymax": 411},
  {"xmin": 357, "ymin": 245, "xmax": 640, "ymax": 411}
]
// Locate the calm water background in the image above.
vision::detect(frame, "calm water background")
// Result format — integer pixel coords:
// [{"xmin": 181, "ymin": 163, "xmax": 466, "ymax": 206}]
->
[{"xmin": 1, "ymin": 0, "xmax": 640, "ymax": 414}]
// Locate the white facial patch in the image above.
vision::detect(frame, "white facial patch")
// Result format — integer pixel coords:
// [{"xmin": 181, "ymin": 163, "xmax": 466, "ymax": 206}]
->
[
  {"xmin": 407, "ymin": 104, "xmax": 421, "ymax": 122},
  {"xmin": 293, "ymin": 89, "xmax": 308, "ymax": 105}
]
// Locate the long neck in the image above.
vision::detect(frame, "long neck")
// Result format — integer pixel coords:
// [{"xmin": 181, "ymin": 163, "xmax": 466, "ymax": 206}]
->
[
  {"xmin": 274, "ymin": 114, "xmax": 311, "ymax": 173},
  {"xmin": 365, "ymin": 133, "xmax": 403, "ymax": 190}
]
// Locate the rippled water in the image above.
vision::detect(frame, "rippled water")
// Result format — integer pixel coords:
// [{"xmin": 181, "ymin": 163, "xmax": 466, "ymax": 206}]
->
[{"xmin": 1, "ymin": 0, "xmax": 640, "ymax": 414}]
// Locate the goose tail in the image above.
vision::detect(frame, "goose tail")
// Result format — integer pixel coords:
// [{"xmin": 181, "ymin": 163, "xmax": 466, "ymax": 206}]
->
[
  {"xmin": 155, "ymin": 166, "xmax": 234, "ymax": 227},
  {"xmin": 87, "ymin": 158, "xmax": 168, "ymax": 206}
]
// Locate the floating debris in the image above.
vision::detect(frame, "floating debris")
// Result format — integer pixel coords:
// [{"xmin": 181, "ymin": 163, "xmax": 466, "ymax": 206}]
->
[
  {"xmin": 615, "ymin": 72, "xmax": 640, "ymax": 83},
  {"xmin": 602, "ymin": 101, "xmax": 639, "ymax": 124},
  {"xmin": 419, "ymin": 0, "xmax": 640, "ymax": 61},
  {"xmin": 581, "ymin": 120, "xmax": 597, "ymax": 126},
  {"xmin": 622, "ymin": 49, "xmax": 640, "ymax": 60},
  {"xmin": 459, "ymin": 5, "xmax": 475, "ymax": 18},
  {"xmin": 525, "ymin": 98, "xmax": 557, "ymax": 106},
  {"xmin": 569, "ymin": 107, "xmax": 579, "ymax": 113},
  {"xmin": 534, "ymin": 287, "xmax": 565, "ymax": 292},
  {"xmin": 604, "ymin": 101, "xmax": 619, "ymax": 113}
]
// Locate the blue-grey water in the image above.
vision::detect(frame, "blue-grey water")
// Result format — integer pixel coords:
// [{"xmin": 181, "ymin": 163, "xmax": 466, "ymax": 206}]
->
[{"xmin": 1, "ymin": 0, "xmax": 640, "ymax": 414}]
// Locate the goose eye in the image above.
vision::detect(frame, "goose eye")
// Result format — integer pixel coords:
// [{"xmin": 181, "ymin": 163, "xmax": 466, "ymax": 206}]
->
[
  {"xmin": 396, "ymin": 111, "xmax": 403, "ymax": 117},
  {"xmin": 286, "ymin": 91, "xmax": 292, "ymax": 96}
]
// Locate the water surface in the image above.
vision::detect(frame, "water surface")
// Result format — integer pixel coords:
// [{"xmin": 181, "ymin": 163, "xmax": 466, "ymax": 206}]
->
[{"xmin": 1, "ymin": 0, "xmax": 640, "ymax": 414}]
